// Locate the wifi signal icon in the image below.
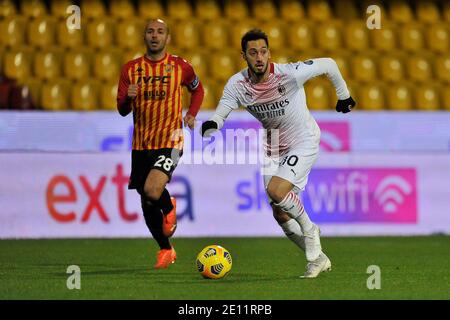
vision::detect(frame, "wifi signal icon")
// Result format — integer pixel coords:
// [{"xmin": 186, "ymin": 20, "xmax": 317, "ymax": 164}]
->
[
  {"xmin": 320, "ymin": 131, "xmax": 344, "ymax": 151},
  {"xmin": 374, "ymin": 176, "xmax": 413, "ymax": 213}
]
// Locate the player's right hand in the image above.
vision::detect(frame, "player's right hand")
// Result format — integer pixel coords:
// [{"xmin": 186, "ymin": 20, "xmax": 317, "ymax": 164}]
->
[
  {"xmin": 201, "ymin": 120, "xmax": 218, "ymax": 137},
  {"xmin": 127, "ymin": 84, "xmax": 139, "ymax": 99},
  {"xmin": 336, "ymin": 96, "xmax": 356, "ymax": 113}
]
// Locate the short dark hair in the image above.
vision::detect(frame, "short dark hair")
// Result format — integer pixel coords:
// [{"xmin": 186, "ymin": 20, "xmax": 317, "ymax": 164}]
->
[{"xmin": 241, "ymin": 29, "xmax": 269, "ymax": 52}]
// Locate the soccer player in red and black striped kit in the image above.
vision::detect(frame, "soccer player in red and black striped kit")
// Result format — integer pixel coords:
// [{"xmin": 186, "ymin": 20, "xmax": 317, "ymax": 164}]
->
[{"xmin": 117, "ymin": 19, "xmax": 204, "ymax": 269}]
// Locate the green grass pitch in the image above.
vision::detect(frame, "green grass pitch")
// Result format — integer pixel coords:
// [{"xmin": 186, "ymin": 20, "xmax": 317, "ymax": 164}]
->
[{"xmin": 1, "ymin": 236, "xmax": 449, "ymax": 299}]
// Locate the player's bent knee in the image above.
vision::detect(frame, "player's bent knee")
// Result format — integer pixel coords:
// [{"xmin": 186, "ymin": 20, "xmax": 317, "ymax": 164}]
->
[
  {"xmin": 143, "ymin": 184, "xmax": 164, "ymax": 202},
  {"xmin": 266, "ymin": 183, "xmax": 289, "ymax": 204}
]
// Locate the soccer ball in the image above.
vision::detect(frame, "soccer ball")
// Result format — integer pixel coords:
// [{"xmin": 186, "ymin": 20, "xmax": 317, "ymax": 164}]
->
[{"xmin": 196, "ymin": 245, "xmax": 232, "ymax": 279}]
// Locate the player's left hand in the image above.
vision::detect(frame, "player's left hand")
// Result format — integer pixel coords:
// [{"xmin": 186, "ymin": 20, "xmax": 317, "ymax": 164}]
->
[
  {"xmin": 336, "ymin": 96, "xmax": 356, "ymax": 113},
  {"xmin": 183, "ymin": 114, "xmax": 196, "ymax": 129}
]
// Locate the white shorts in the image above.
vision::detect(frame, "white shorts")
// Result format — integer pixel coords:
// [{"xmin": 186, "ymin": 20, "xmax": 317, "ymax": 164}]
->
[{"xmin": 262, "ymin": 148, "xmax": 319, "ymax": 200}]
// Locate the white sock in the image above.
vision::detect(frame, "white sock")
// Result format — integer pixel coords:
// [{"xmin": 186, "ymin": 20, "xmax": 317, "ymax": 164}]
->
[
  {"xmin": 280, "ymin": 219, "xmax": 305, "ymax": 252},
  {"xmin": 275, "ymin": 191, "xmax": 314, "ymax": 233}
]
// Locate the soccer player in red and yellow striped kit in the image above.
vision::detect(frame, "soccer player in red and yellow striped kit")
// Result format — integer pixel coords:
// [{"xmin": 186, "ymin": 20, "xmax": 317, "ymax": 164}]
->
[{"xmin": 117, "ymin": 19, "xmax": 204, "ymax": 269}]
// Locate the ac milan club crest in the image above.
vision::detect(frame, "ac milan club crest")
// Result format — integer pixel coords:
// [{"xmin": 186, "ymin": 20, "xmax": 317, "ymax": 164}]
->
[{"xmin": 278, "ymin": 84, "xmax": 286, "ymax": 96}]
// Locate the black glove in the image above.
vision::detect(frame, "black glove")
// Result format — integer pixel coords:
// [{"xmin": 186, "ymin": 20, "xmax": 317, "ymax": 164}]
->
[
  {"xmin": 336, "ymin": 96, "xmax": 356, "ymax": 113},
  {"xmin": 201, "ymin": 120, "xmax": 218, "ymax": 137}
]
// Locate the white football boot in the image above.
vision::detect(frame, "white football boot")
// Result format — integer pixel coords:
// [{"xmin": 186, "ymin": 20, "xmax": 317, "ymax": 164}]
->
[
  {"xmin": 300, "ymin": 252, "xmax": 332, "ymax": 279},
  {"xmin": 303, "ymin": 223, "xmax": 322, "ymax": 262}
]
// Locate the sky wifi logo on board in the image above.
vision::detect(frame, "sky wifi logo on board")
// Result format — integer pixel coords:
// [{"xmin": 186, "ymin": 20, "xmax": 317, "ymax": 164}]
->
[{"xmin": 302, "ymin": 168, "xmax": 417, "ymax": 223}]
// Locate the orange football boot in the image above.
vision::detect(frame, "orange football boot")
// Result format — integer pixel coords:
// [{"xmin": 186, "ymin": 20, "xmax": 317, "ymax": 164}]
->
[
  {"xmin": 162, "ymin": 197, "xmax": 177, "ymax": 237},
  {"xmin": 154, "ymin": 247, "xmax": 177, "ymax": 269}
]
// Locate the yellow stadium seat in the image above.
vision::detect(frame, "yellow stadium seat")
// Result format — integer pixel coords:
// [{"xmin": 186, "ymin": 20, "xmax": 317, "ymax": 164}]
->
[
  {"xmin": 27, "ymin": 16, "xmax": 56, "ymax": 48},
  {"xmin": 441, "ymin": 86, "xmax": 450, "ymax": 110},
  {"xmin": 378, "ymin": 53, "xmax": 406, "ymax": 83},
  {"xmin": 399, "ymin": 23, "xmax": 425, "ymax": 52},
  {"xmin": 50, "ymin": 0, "xmax": 73, "ymax": 19},
  {"xmin": 137, "ymin": 0, "xmax": 164, "ymax": 19},
  {"xmin": 417, "ymin": 0, "xmax": 440, "ymax": 24},
  {"xmin": 315, "ymin": 20, "xmax": 343, "ymax": 52},
  {"xmin": 19, "ymin": 78, "xmax": 42, "ymax": 108},
  {"xmin": 327, "ymin": 51, "xmax": 351, "ymax": 79},
  {"xmin": 93, "ymin": 49, "xmax": 122, "ymax": 81},
  {"xmin": 3, "ymin": 48, "xmax": 33, "ymax": 82},
  {"xmin": 171, "ymin": 20, "xmax": 200, "ymax": 51},
  {"xmin": 335, "ymin": 0, "xmax": 358, "ymax": 20},
  {"xmin": 296, "ymin": 50, "xmax": 325, "ymax": 63},
  {"xmin": 388, "ymin": 0, "xmax": 413, "ymax": 24},
  {"xmin": 196, "ymin": 0, "xmax": 221, "ymax": 21},
  {"xmin": 305, "ymin": 78, "xmax": 332, "ymax": 110},
  {"xmin": 181, "ymin": 51, "xmax": 209, "ymax": 81},
  {"xmin": 33, "ymin": 48, "xmax": 63, "ymax": 80},
  {"xmin": 252, "ymin": 0, "xmax": 277, "ymax": 22},
  {"xmin": 280, "ymin": 0, "xmax": 305, "ymax": 22},
  {"xmin": 307, "ymin": 0, "xmax": 332, "ymax": 22},
  {"xmin": 86, "ymin": 17, "xmax": 115, "ymax": 49},
  {"xmin": 444, "ymin": 2, "xmax": 450, "ymax": 24},
  {"xmin": 435, "ymin": 55, "xmax": 450, "ymax": 83},
  {"xmin": 0, "ymin": 0, "xmax": 17, "ymax": 17},
  {"xmin": 41, "ymin": 80, "xmax": 71, "ymax": 110},
  {"xmin": 406, "ymin": 54, "xmax": 433, "ymax": 83},
  {"xmin": 100, "ymin": 82, "xmax": 118, "ymax": 110},
  {"xmin": 224, "ymin": 0, "xmax": 250, "ymax": 21},
  {"xmin": 370, "ymin": 21, "xmax": 397, "ymax": 52},
  {"xmin": 63, "ymin": 49, "xmax": 92, "ymax": 81},
  {"xmin": 230, "ymin": 21, "xmax": 258, "ymax": 50},
  {"xmin": 344, "ymin": 20, "xmax": 369, "ymax": 52},
  {"xmin": 197, "ymin": 81, "xmax": 217, "ymax": 110},
  {"xmin": 287, "ymin": 21, "xmax": 313, "ymax": 52},
  {"xmin": 122, "ymin": 48, "xmax": 144, "ymax": 64},
  {"xmin": 260, "ymin": 21, "xmax": 286, "ymax": 52},
  {"xmin": 358, "ymin": 83, "xmax": 386, "ymax": 111},
  {"xmin": 71, "ymin": 81, "xmax": 100, "ymax": 110},
  {"xmin": 79, "ymin": 0, "xmax": 106, "ymax": 20},
  {"xmin": 200, "ymin": 20, "xmax": 230, "ymax": 51},
  {"xmin": 110, "ymin": 0, "xmax": 136, "ymax": 20},
  {"xmin": 116, "ymin": 19, "xmax": 144, "ymax": 49},
  {"xmin": 386, "ymin": 82, "xmax": 414, "ymax": 110},
  {"xmin": 270, "ymin": 50, "xmax": 294, "ymax": 65},
  {"xmin": 0, "ymin": 16, "xmax": 26, "ymax": 48},
  {"xmin": 209, "ymin": 51, "xmax": 236, "ymax": 82},
  {"xmin": 426, "ymin": 23, "xmax": 449, "ymax": 53},
  {"xmin": 345, "ymin": 80, "xmax": 359, "ymax": 102},
  {"xmin": 350, "ymin": 55, "xmax": 377, "ymax": 83},
  {"xmin": 21, "ymin": 0, "xmax": 46, "ymax": 18},
  {"xmin": 414, "ymin": 84, "xmax": 440, "ymax": 111},
  {"xmin": 56, "ymin": 19, "xmax": 84, "ymax": 48},
  {"xmin": 168, "ymin": 0, "xmax": 193, "ymax": 21}
]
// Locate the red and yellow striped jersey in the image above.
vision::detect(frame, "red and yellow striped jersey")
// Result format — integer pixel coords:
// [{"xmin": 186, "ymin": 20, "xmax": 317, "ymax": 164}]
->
[{"xmin": 117, "ymin": 53, "xmax": 200, "ymax": 150}]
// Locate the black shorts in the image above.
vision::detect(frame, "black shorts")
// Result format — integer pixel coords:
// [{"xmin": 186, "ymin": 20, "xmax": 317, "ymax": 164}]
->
[{"xmin": 128, "ymin": 148, "xmax": 183, "ymax": 191}]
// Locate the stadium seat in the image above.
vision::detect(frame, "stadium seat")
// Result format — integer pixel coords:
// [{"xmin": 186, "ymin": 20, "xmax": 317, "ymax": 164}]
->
[
  {"xmin": 209, "ymin": 51, "xmax": 237, "ymax": 82},
  {"xmin": 304, "ymin": 78, "xmax": 333, "ymax": 110},
  {"xmin": 441, "ymin": 86, "xmax": 450, "ymax": 110},
  {"xmin": 86, "ymin": 18, "xmax": 115, "ymax": 49},
  {"xmin": 63, "ymin": 49, "xmax": 92, "ymax": 81},
  {"xmin": 71, "ymin": 80, "xmax": 100, "ymax": 110},
  {"xmin": 350, "ymin": 54, "xmax": 377, "ymax": 83},
  {"xmin": 252, "ymin": 0, "xmax": 278, "ymax": 22},
  {"xmin": 0, "ymin": 16, "xmax": 27, "ymax": 48},
  {"xmin": 27, "ymin": 16, "xmax": 56, "ymax": 48},
  {"xmin": 386, "ymin": 82, "xmax": 414, "ymax": 110},
  {"xmin": 20, "ymin": 0, "xmax": 47, "ymax": 18},
  {"xmin": 3, "ymin": 48, "xmax": 33, "ymax": 82},
  {"xmin": 417, "ymin": 0, "xmax": 441, "ymax": 24},
  {"xmin": 197, "ymin": 81, "xmax": 217, "ymax": 110},
  {"xmin": 279, "ymin": 0, "xmax": 305, "ymax": 22},
  {"xmin": 307, "ymin": 0, "xmax": 332, "ymax": 22},
  {"xmin": 406, "ymin": 54, "xmax": 433, "ymax": 83},
  {"xmin": 41, "ymin": 80, "xmax": 71, "ymax": 110},
  {"xmin": 287, "ymin": 21, "xmax": 314, "ymax": 52},
  {"xmin": 93, "ymin": 49, "xmax": 122, "ymax": 81},
  {"xmin": 327, "ymin": 51, "xmax": 351, "ymax": 79},
  {"xmin": 196, "ymin": 0, "xmax": 221, "ymax": 21},
  {"xmin": 110, "ymin": 0, "xmax": 136, "ymax": 20},
  {"xmin": 137, "ymin": 0, "xmax": 164, "ymax": 19},
  {"xmin": 171, "ymin": 20, "xmax": 200, "ymax": 51},
  {"xmin": 19, "ymin": 78, "xmax": 42, "ymax": 109},
  {"xmin": 358, "ymin": 83, "xmax": 386, "ymax": 111},
  {"xmin": 181, "ymin": 51, "xmax": 209, "ymax": 81},
  {"xmin": 335, "ymin": 0, "xmax": 358, "ymax": 20},
  {"xmin": 414, "ymin": 84, "xmax": 440, "ymax": 111},
  {"xmin": 379, "ymin": 53, "xmax": 406, "ymax": 83},
  {"xmin": 79, "ymin": 0, "xmax": 106, "ymax": 20},
  {"xmin": 230, "ymin": 21, "xmax": 256, "ymax": 50},
  {"xmin": 100, "ymin": 82, "xmax": 118, "ymax": 110},
  {"xmin": 370, "ymin": 21, "xmax": 397, "ymax": 52},
  {"xmin": 122, "ymin": 48, "xmax": 144, "ymax": 64},
  {"xmin": 260, "ymin": 21, "xmax": 286, "ymax": 52},
  {"xmin": 444, "ymin": 2, "xmax": 450, "ymax": 24},
  {"xmin": 167, "ymin": 0, "xmax": 193, "ymax": 21},
  {"xmin": 399, "ymin": 23, "xmax": 425, "ymax": 52},
  {"xmin": 435, "ymin": 55, "xmax": 450, "ymax": 83},
  {"xmin": 426, "ymin": 23, "xmax": 449, "ymax": 53},
  {"xmin": 33, "ymin": 48, "xmax": 63, "ymax": 80},
  {"xmin": 0, "ymin": 0, "xmax": 17, "ymax": 17},
  {"xmin": 200, "ymin": 20, "xmax": 230, "ymax": 51},
  {"xmin": 388, "ymin": 0, "xmax": 413, "ymax": 24},
  {"xmin": 224, "ymin": 0, "xmax": 250, "ymax": 21},
  {"xmin": 50, "ymin": 0, "xmax": 73, "ymax": 19},
  {"xmin": 56, "ymin": 19, "xmax": 84, "ymax": 48},
  {"xmin": 270, "ymin": 50, "xmax": 294, "ymax": 65},
  {"xmin": 315, "ymin": 20, "xmax": 343, "ymax": 52},
  {"xmin": 344, "ymin": 20, "xmax": 369, "ymax": 52},
  {"xmin": 116, "ymin": 19, "xmax": 144, "ymax": 49}
]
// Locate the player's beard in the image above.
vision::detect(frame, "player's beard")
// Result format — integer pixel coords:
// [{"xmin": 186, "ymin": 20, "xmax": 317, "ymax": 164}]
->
[{"xmin": 249, "ymin": 62, "xmax": 268, "ymax": 76}]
